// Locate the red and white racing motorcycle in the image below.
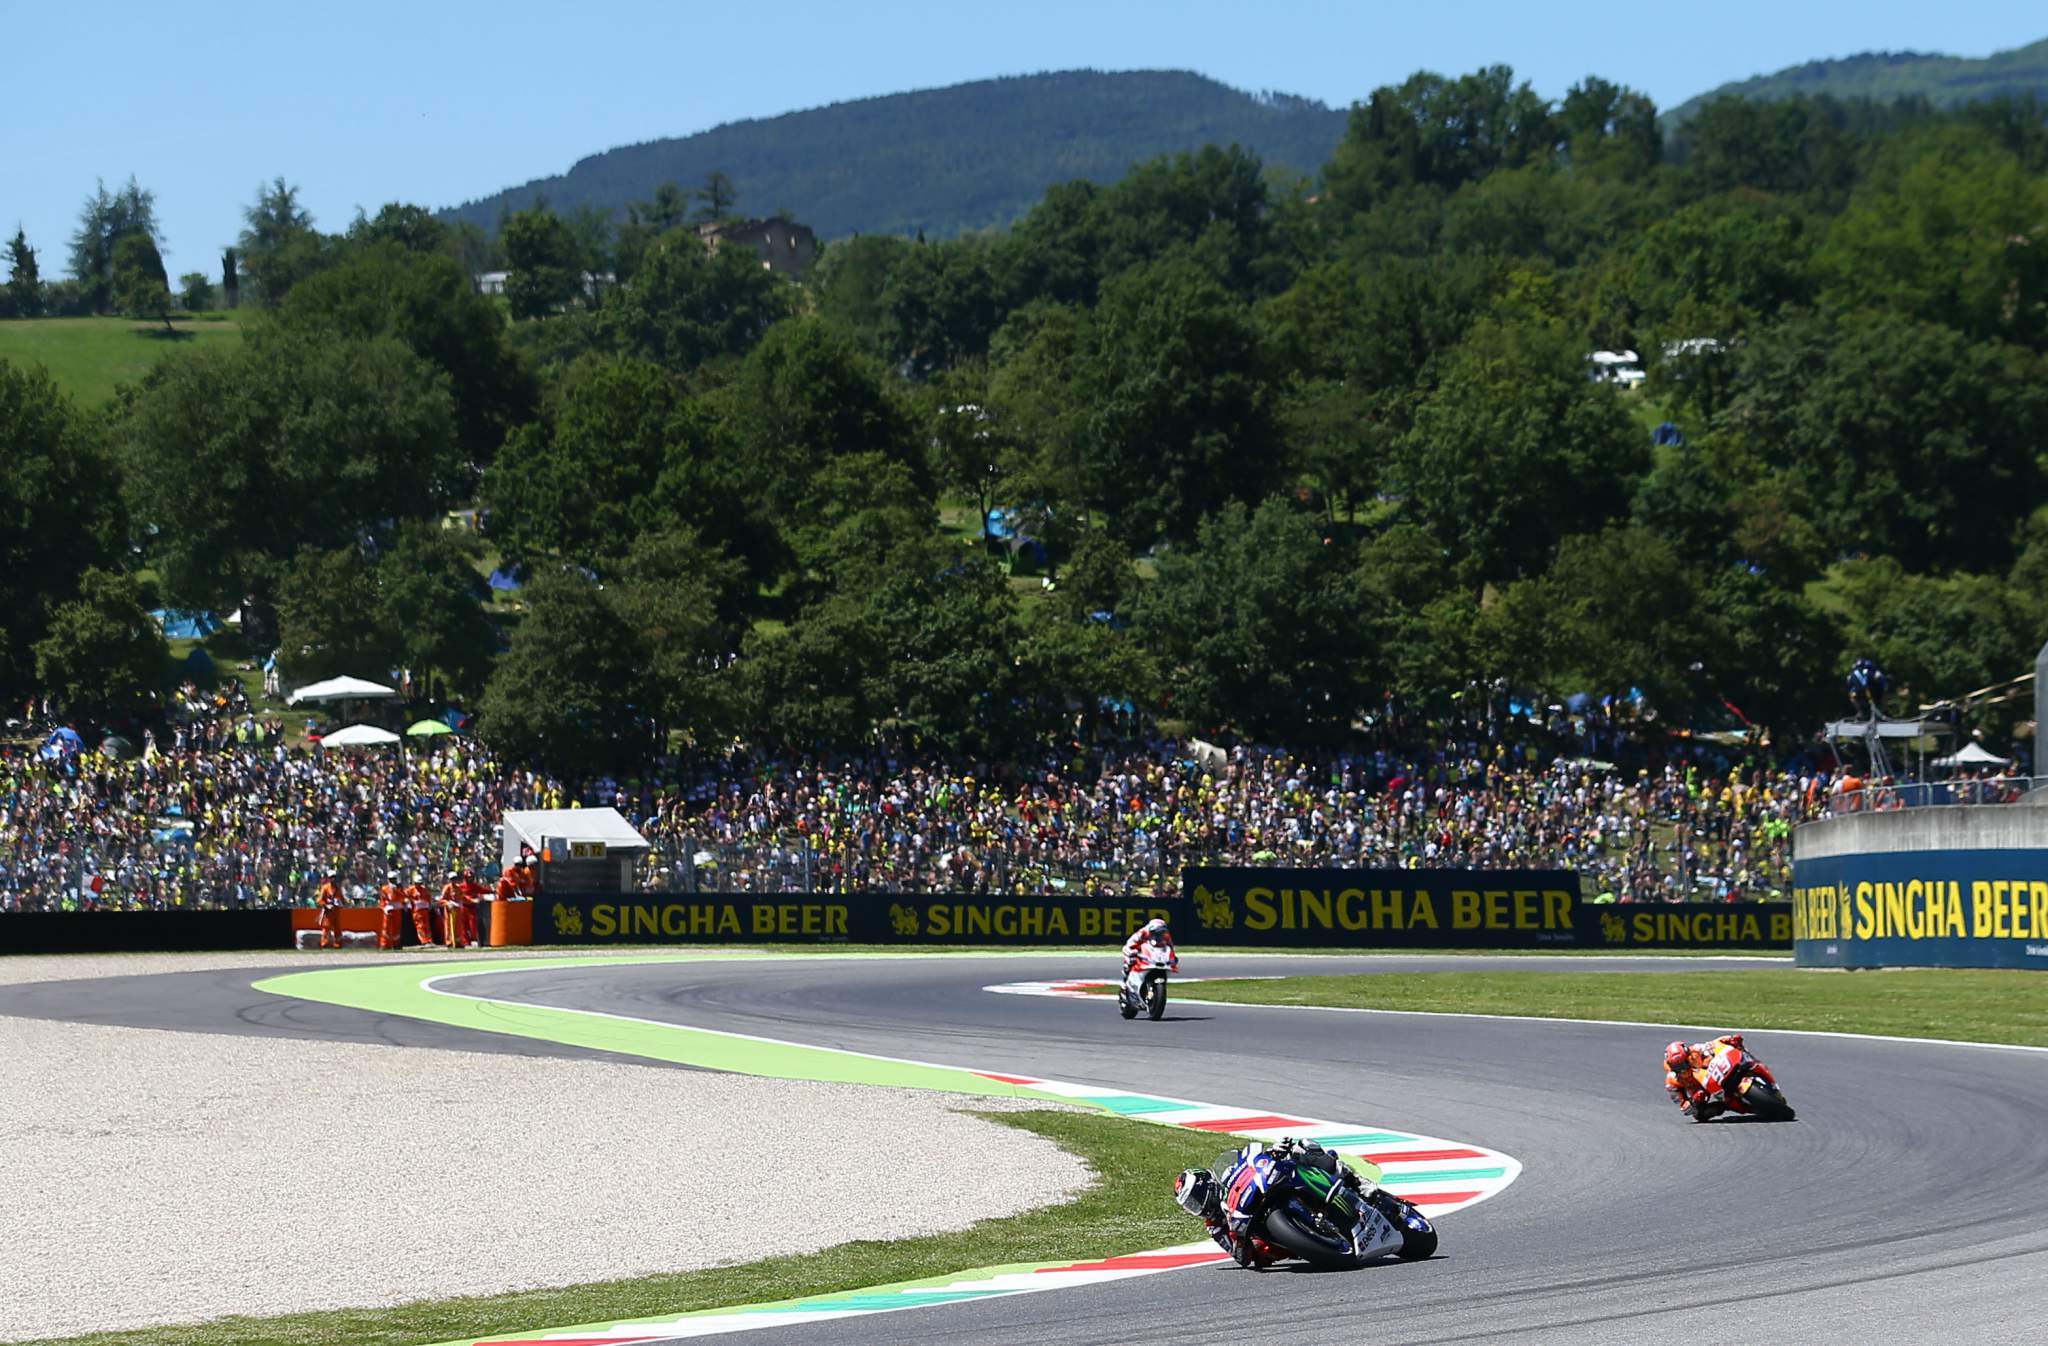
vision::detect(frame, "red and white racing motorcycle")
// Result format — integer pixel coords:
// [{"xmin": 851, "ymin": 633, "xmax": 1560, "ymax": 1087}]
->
[{"xmin": 1118, "ymin": 946, "xmax": 1176, "ymax": 1021}]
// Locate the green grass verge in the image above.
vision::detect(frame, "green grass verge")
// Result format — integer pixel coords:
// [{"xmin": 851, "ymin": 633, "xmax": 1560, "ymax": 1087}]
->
[
  {"xmin": 0, "ymin": 316, "xmax": 247, "ymax": 406},
  {"xmin": 17, "ymin": 1109, "xmax": 1222, "ymax": 1346},
  {"xmin": 1152, "ymin": 970, "xmax": 2048, "ymax": 1046}
]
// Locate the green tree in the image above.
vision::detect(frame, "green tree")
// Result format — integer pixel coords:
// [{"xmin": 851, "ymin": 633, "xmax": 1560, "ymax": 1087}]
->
[
  {"xmin": 696, "ymin": 170, "xmax": 738, "ymax": 222},
  {"xmin": 502, "ymin": 204, "xmax": 580, "ymax": 319},
  {"xmin": 601, "ymin": 229, "xmax": 792, "ymax": 371},
  {"xmin": 111, "ymin": 233, "xmax": 172, "ymax": 329},
  {"xmin": 1130, "ymin": 498, "xmax": 1360, "ymax": 737},
  {"xmin": 0, "ymin": 360, "xmax": 124, "ymax": 699},
  {"xmin": 784, "ymin": 451, "xmax": 936, "ymax": 592},
  {"xmin": 221, "ymin": 247, "xmax": 239, "ymax": 308},
  {"xmin": 273, "ymin": 243, "xmax": 537, "ymax": 470},
  {"xmin": 607, "ymin": 525, "xmax": 746, "ymax": 736},
  {"xmin": 178, "ymin": 272, "xmax": 214, "ymax": 311},
  {"xmin": 1717, "ymin": 313, "xmax": 2048, "ymax": 574},
  {"xmin": 722, "ymin": 316, "xmax": 924, "ymax": 521},
  {"xmin": 882, "ymin": 237, "xmax": 1002, "ymax": 372},
  {"xmin": 1326, "ymin": 66, "xmax": 1558, "ymax": 212},
  {"xmin": 275, "ymin": 545, "xmax": 391, "ymax": 685},
  {"xmin": 6, "ymin": 229, "xmax": 43, "ymax": 317},
  {"xmin": 31, "ymin": 569, "xmax": 166, "ymax": 714},
  {"xmin": 237, "ymin": 178, "xmax": 327, "ymax": 304},
  {"xmin": 375, "ymin": 522, "xmax": 494, "ymax": 700},
  {"xmin": 1817, "ymin": 125, "xmax": 2048, "ymax": 349},
  {"xmin": 484, "ymin": 354, "xmax": 757, "ymax": 575},
  {"xmin": 1394, "ymin": 305, "xmax": 1645, "ymax": 585},
  {"xmin": 1831, "ymin": 557, "xmax": 2032, "ymax": 708},
  {"xmin": 347, "ymin": 203, "xmax": 449, "ymax": 255},
  {"xmin": 1078, "ymin": 255, "xmax": 1280, "ymax": 546},
  {"xmin": 479, "ymin": 568, "xmax": 653, "ymax": 772},
  {"xmin": 68, "ymin": 177, "xmax": 158, "ymax": 313},
  {"xmin": 813, "ymin": 233, "xmax": 914, "ymax": 348},
  {"xmin": 117, "ymin": 332, "xmax": 458, "ymax": 630}
]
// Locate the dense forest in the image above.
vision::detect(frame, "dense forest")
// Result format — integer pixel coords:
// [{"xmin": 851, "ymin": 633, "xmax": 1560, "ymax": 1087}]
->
[
  {"xmin": 7, "ymin": 66, "xmax": 2048, "ymax": 772},
  {"xmin": 1667, "ymin": 35, "xmax": 2048, "ymax": 123},
  {"xmin": 438, "ymin": 71, "xmax": 1351, "ymax": 240}
]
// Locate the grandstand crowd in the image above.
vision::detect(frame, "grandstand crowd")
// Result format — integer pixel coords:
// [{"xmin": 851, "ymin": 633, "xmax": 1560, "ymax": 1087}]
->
[{"xmin": 0, "ymin": 691, "xmax": 1881, "ymax": 911}]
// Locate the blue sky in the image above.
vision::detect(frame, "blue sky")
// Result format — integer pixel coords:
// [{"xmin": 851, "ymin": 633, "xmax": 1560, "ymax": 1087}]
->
[{"xmin": 4, "ymin": 1, "xmax": 2040, "ymax": 279}]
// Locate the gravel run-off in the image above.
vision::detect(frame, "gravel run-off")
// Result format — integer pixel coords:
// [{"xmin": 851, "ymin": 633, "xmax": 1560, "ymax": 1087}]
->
[{"xmin": 0, "ymin": 953, "xmax": 1088, "ymax": 1341}]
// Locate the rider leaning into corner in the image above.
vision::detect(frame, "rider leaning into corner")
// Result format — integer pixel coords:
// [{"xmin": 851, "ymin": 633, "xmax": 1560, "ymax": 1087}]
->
[
  {"xmin": 1664, "ymin": 1034, "xmax": 1758, "ymax": 1120},
  {"xmin": 1175, "ymin": 1138, "xmax": 1368, "ymax": 1268},
  {"xmin": 1121, "ymin": 917, "xmax": 1178, "ymax": 974}
]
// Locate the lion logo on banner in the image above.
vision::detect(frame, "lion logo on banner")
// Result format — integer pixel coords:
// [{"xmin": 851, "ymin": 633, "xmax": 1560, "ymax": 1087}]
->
[
  {"xmin": 1193, "ymin": 885, "xmax": 1234, "ymax": 930},
  {"xmin": 1600, "ymin": 912, "xmax": 1628, "ymax": 944},
  {"xmin": 552, "ymin": 902, "xmax": 583, "ymax": 937},
  {"xmin": 888, "ymin": 903, "xmax": 921, "ymax": 936}
]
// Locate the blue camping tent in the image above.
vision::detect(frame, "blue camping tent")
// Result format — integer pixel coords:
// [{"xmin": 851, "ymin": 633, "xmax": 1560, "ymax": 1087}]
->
[
  {"xmin": 150, "ymin": 609, "xmax": 222, "ymax": 640},
  {"xmin": 487, "ymin": 567, "xmax": 524, "ymax": 592}
]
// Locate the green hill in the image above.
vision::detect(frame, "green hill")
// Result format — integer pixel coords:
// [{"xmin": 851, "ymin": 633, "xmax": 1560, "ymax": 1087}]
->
[
  {"xmin": 1667, "ymin": 35, "xmax": 2048, "ymax": 122},
  {"xmin": 438, "ymin": 69, "xmax": 1349, "ymax": 241}
]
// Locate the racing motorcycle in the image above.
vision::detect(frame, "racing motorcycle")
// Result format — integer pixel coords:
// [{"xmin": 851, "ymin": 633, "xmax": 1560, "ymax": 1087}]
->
[
  {"xmin": 1676, "ymin": 1041, "xmax": 1797, "ymax": 1122},
  {"xmin": 1216, "ymin": 1143, "xmax": 1438, "ymax": 1268},
  {"xmin": 1117, "ymin": 947, "xmax": 1174, "ymax": 1021}
]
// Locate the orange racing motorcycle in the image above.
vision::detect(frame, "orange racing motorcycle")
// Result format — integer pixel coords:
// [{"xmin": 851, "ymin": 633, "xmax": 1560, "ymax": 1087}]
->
[{"xmin": 1665, "ymin": 1035, "xmax": 1796, "ymax": 1122}]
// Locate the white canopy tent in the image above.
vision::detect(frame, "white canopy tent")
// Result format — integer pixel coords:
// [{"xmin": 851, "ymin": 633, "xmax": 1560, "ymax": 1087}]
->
[
  {"xmin": 318, "ymin": 723, "xmax": 402, "ymax": 749},
  {"xmin": 1932, "ymin": 741, "xmax": 2012, "ymax": 769},
  {"xmin": 288, "ymin": 675, "xmax": 398, "ymax": 706}
]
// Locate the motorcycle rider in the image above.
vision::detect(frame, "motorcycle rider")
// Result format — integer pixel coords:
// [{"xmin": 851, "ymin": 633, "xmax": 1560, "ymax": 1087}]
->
[
  {"xmin": 1121, "ymin": 917, "xmax": 1177, "ymax": 975},
  {"xmin": 1663, "ymin": 1034, "xmax": 1748, "ymax": 1118},
  {"xmin": 1174, "ymin": 1137, "xmax": 1367, "ymax": 1268}
]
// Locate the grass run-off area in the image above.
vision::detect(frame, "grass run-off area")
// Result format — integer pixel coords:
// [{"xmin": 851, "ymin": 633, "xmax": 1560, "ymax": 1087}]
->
[
  {"xmin": 1152, "ymin": 970, "xmax": 2048, "ymax": 1048},
  {"xmin": 18, "ymin": 1109, "xmax": 1221, "ymax": 1346},
  {"xmin": 0, "ymin": 315, "xmax": 245, "ymax": 406}
]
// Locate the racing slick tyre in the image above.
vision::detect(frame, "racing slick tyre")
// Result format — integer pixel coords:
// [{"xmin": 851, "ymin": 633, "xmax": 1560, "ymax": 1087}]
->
[
  {"xmin": 1260, "ymin": 1200, "xmax": 1366, "ymax": 1269},
  {"xmin": 1144, "ymin": 972, "xmax": 1167, "ymax": 1021},
  {"xmin": 1743, "ymin": 1080, "xmax": 1796, "ymax": 1121},
  {"xmin": 1118, "ymin": 990, "xmax": 1138, "ymax": 1020},
  {"xmin": 1375, "ymin": 1194, "xmax": 1437, "ymax": 1260}
]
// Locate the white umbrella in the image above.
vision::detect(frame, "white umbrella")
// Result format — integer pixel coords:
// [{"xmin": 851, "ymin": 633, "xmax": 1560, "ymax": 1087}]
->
[
  {"xmin": 318, "ymin": 723, "xmax": 401, "ymax": 749},
  {"xmin": 288, "ymin": 675, "xmax": 398, "ymax": 706}
]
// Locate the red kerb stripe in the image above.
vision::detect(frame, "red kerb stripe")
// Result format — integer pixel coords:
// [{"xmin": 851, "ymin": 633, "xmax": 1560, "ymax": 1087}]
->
[
  {"xmin": 1402, "ymin": 1190, "xmax": 1482, "ymax": 1206},
  {"xmin": 975, "ymin": 1072, "xmax": 1040, "ymax": 1085},
  {"xmin": 1037, "ymin": 1251, "xmax": 1228, "ymax": 1273},
  {"xmin": 476, "ymin": 1338, "xmax": 665, "ymax": 1345},
  {"xmin": 1179, "ymin": 1114, "xmax": 1316, "ymax": 1132},
  {"xmin": 1359, "ymin": 1148, "xmax": 1486, "ymax": 1163}
]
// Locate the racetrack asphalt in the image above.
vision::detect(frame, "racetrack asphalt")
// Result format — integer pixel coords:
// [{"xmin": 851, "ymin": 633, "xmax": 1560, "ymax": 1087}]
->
[{"xmin": 5, "ymin": 952, "xmax": 2045, "ymax": 1345}]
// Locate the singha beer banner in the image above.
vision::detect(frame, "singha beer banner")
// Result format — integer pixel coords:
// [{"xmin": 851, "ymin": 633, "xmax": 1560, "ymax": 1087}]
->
[
  {"xmin": 1793, "ymin": 849, "xmax": 2048, "ymax": 969},
  {"xmin": 529, "ymin": 878, "xmax": 1793, "ymax": 951},
  {"xmin": 535, "ymin": 894, "xmax": 1176, "ymax": 946},
  {"xmin": 1180, "ymin": 867, "xmax": 1581, "ymax": 947}
]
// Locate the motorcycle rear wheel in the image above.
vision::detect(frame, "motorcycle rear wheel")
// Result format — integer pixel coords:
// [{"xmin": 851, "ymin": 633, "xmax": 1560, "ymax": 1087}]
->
[{"xmin": 1742, "ymin": 1080, "xmax": 1796, "ymax": 1121}]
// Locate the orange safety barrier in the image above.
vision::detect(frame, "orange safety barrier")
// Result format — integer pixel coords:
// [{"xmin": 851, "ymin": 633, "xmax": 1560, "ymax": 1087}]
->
[
  {"xmin": 289, "ymin": 908, "xmax": 383, "ymax": 934},
  {"xmin": 490, "ymin": 899, "xmax": 533, "ymax": 947}
]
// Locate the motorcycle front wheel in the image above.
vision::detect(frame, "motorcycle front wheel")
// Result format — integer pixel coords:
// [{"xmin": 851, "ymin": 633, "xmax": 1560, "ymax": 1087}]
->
[
  {"xmin": 1144, "ymin": 971, "xmax": 1167, "ymax": 1020},
  {"xmin": 1260, "ymin": 1199, "xmax": 1365, "ymax": 1269}
]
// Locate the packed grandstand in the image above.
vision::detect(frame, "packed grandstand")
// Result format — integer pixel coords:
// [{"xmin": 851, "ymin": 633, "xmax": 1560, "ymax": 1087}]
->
[{"xmin": 4, "ymin": 681, "xmax": 1981, "ymax": 912}]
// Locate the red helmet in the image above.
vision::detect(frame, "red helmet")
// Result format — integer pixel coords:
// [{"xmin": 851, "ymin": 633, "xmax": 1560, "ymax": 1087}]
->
[{"xmin": 1664, "ymin": 1040, "xmax": 1691, "ymax": 1072}]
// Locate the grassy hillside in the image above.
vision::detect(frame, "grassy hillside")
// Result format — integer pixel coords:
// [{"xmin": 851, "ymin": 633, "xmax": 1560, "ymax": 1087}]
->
[
  {"xmin": 1668, "ymin": 35, "xmax": 2048, "ymax": 122},
  {"xmin": 0, "ymin": 315, "xmax": 246, "ymax": 407},
  {"xmin": 439, "ymin": 69, "xmax": 1348, "ymax": 241}
]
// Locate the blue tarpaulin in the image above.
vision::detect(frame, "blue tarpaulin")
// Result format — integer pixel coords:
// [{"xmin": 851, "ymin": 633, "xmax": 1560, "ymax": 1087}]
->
[
  {"xmin": 38, "ymin": 727, "xmax": 83, "ymax": 761},
  {"xmin": 487, "ymin": 567, "xmax": 524, "ymax": 592},
  {"xmin": 150, "ymin": 609, "xmax": 221, "ymax": 640}
]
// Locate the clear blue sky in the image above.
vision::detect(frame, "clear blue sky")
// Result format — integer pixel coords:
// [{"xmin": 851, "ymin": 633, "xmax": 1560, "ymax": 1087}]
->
[{"xmin": 5, "ymin": 1, "xmax": 2041, "ymax": 279}]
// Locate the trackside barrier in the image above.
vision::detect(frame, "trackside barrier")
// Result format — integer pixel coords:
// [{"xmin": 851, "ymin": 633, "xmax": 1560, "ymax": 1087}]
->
[
  {"xmin": 0, "ymin": 909, "xmax": 291, "ymax": 954},
  {"xmin": 1793, "ymin": 805, "xmax": 2048, "ymax": 969}
]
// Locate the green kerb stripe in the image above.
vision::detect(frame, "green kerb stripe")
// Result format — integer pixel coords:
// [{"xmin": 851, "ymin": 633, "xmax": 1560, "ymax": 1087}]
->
[
  {"xmin": 1312, "ymin": 1131, "xmax": 1412, "ymax": 1146},
  {"xmin": 1086, "ymin": 1095, "xmax": 1201, "ymax": 1115},
  {"xmin": 1379, "ymin": 1165, "xmax": 1508, "ymax": 1184}
]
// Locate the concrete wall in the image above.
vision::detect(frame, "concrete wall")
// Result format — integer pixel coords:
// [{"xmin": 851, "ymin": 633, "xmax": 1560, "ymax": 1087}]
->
[{"xmin": 1795, "ymin": 806, "xmax": 2048, "ymax": 860}]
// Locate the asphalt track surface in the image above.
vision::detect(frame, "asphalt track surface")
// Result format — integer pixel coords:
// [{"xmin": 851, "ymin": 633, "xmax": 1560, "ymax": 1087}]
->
[{"xmin": 6, "ymin": 953, "xmax": 2047, "ymax": 1345}]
